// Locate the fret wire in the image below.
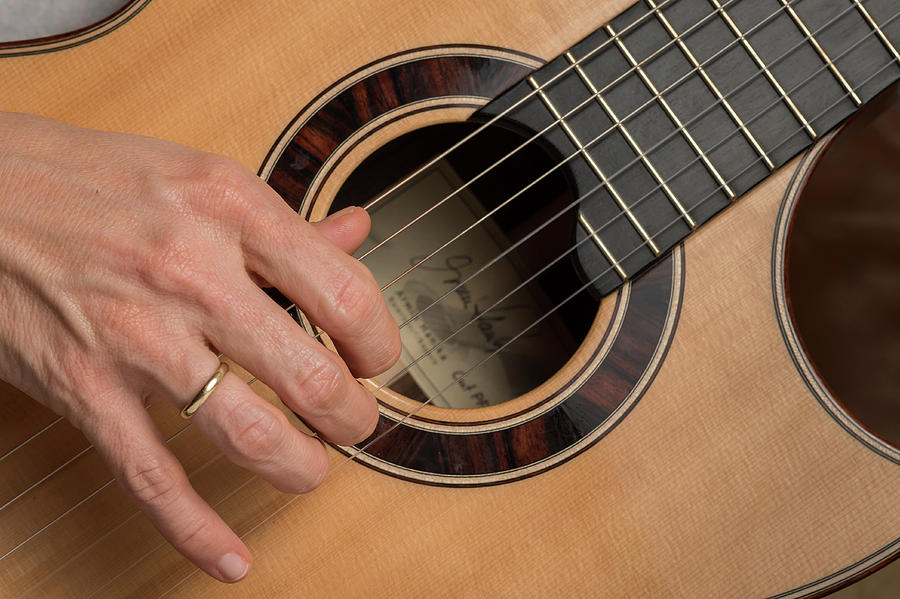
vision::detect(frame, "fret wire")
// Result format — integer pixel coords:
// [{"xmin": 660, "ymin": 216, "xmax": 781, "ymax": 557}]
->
[
  {"xmin": 367, "ymin": 1, "xmax": 792, "ymax": 297},
  {"xmin": 601, "ymin": 26, "xmax": 737, "ymax": 200},
  {"xmin": 778, "ymin": 0, "xmax": 863, "ymax": 106},
  {"xmin": 0, "ymin": 0, "xmax": 800, "ymax": 474},
  {"xmin": 852, "ymin": 0, "xmax": 900, "ymax": 64},
  {"xmin": 344, "ymin": 19, "xmax": 900, "ymax": 482},
  {"xmin": 527, "ymin": 76, "xmax": 660, "ymax": 256},
  {"xmin": 157, "ymin": 54, "xmax": 900, "ymax": 597},
  {"xmin": 6, "ymin": 0, "xmax": 880, "ymax": 521},
  {"xmin": 342, "ymin": 50, "xmax": 900, "ymax": 474},
  {"xmin": 358, "ymin": 0, "xmax": 760, "ymax": 263},
  {"xmin": 1, "ymin": 0, "xmax": 865, "ymax": 505},
  {"xmin": 577, "ymin": 213, "xmax": 628, "ymax": 279},
  {"xmin": 643, "ymin": 0, "xmax": 776, "ymax": 170},
  {"xmin": 707, "ymin": 0, "xmax": 816, "ymax": 139},
  {"xmin": 564, "ymin": 51, "xmax": 697, "ymax": 229},
  {"xmin": 361, "ymin": 0, "xmax": 690, "ymax": 215},
  {"xmin": 22, "ymin": 20, "xmax": 900, "ymax": 593},
  {"xmin": 339, "ymin": 12, "xmax": 900, "ymax": 473}
]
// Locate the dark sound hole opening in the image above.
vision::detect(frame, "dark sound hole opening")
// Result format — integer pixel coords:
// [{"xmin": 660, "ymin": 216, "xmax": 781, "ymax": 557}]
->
[{"xmin": 333, "ymin": 122, "xmax": 599, "ymax": 409}]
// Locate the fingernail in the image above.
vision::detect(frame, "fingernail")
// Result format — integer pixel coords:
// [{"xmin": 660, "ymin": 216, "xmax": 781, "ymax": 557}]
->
[
  {"xmin": 324, "ymin": 206, "xmax": 356, "ymax": 221},
  {"xmin": 217, "ymin": 552, "xmax": 250, "ymax": 582}
]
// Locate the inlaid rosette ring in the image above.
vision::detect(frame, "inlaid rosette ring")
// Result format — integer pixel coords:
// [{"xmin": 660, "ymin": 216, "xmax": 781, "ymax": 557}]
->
[{"xmin": 180, "ymin": 362, "xmax": 230, "ymax": 419}]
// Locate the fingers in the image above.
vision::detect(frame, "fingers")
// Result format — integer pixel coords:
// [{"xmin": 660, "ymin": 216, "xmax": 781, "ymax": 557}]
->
[
  {"xmin": 310, "ymin": 206, "xmax": 371, "ymax": 255},
  {"xmin": 202, "ymin": 277, "xmax": 379, "ymax": 445},
  {"xmin": 244, "ymin": 207, "xmax": 369, "ymax": 295},
  {"xmin": 190, "ymin": 370, "xmax": 331, "ymax": 492},
  {"xmin": 242, "ymin": 194, "xmax": 401, "ymax": 379},
  {"xmin": 88, "ymin": 345, "xmax": 336, "ymax": 584},
  {"xmin": 83, "ymin": 392, "xmax": 252, "ymax": 583}
]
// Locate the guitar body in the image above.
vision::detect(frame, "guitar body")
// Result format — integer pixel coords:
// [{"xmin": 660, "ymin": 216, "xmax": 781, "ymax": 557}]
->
[{"xmin": 1, "ymin": 1, "xmax": 898, "ymax": 596}]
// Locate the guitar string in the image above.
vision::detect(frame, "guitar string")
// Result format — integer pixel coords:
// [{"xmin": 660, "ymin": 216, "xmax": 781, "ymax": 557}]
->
[
  {"xmin": 0, "ymin": 0, "xmax": 785, "ymax": 510},
  {"xmin": 277, "ymin": 0, "xmax": 877, "ymax": 417},
  {"xmin": 15, "ymin": 451, "xmax": 237, "ymax": 599},
  {"xmin": 0, "ymin": 0, "xmax": 716, "ymax": 467},
  {"xmin": 83, "ymin": 472, "xmax": 262, "ymax": 599},
  {"xmin": 0, "ymin": 14, "xmax": 892, "ymax": 584},
  {"xmin": 337, "ymin": 30, "xmax": 900, "ymax": 466},
  {"xmin": 152, "ymin": 56, "xmax": 900, "ymax": 599},
  {"xmin": 354, "ymin": 0, "xmax": 750, "ymax": 263},
  {"xmin": 0, "ymin": 419, "xmax": 60, "ymax": 463},
  {"xmin": 0, "ymin": 356, "xmax": 242, "ymax": 519},
  {"xmin": 1, "ymin": 0, "xmax": 844, "ymax": 486},
  {"xmin": 359, "ymin": 0, "xmax": 682, "ymax": 216},
  {"xmin": 347, "ymin": 0, "xmax": 862, "ymax": 347},
  {"xmin": 58, "ymin": 43, "xmax": 900, "ymax": 599},
  {"xmin": 280, "ymin": 0, "xmax": 782, "ymax": 321},
  {"xmin": 4, "ymin": 3, "xmax": 894, "ymax": 574},
  {"xmin": 352, "ymin": 0, "xmax": 797, "ymax": 298},
  {"xmin": 0, "ymin": 415, "xmax": 203, "ymax": 561},
  {"xmin": 7, "ymin": 3, "xmax": 893, "ymax": 596},
  {"xmin": 0, "ymin": 0, "xmax": 850, "ymax": 519}
]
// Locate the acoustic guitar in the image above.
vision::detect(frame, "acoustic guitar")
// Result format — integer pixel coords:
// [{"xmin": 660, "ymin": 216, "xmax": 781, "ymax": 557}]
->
[{"xmin": 1, "ymin": 0, "xmax": 898, "ymax": 596}]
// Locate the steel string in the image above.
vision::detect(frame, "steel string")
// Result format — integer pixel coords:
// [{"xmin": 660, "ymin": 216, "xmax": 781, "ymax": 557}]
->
[{"xmin": 82, "ymin": 38, "xmax": 900, "ymax": 599}]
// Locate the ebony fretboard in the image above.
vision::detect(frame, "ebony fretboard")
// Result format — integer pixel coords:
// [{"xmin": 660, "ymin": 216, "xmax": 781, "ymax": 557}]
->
[{"xmin": 479, "ymin": 0, "xmax": 900, "ymax": 296}]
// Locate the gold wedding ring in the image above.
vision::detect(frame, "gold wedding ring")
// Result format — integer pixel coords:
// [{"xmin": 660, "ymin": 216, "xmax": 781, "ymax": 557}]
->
[{"xmin": 180, "ymin": 362, "xmax": 229, "ymax": 419}]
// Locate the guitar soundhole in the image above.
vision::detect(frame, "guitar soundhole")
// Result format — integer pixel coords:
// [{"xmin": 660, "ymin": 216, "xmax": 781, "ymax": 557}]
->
[
  {"xmin": 786, "ymin": 85, "xmax": 900, "ymax": 449},
  {"xmin": 332, "ymin": 122, "xmax": 599, "ymax": 409}
]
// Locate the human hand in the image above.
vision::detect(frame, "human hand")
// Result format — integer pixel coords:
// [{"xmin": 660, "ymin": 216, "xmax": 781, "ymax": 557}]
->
[{"xmin": 0, "ymin": 111, "xmax": 400, "ymax": 582}]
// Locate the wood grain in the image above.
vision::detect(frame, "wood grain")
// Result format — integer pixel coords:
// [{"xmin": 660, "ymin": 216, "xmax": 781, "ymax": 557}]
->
[{"xmin": 0, "ymin": 0, "xmax": 898, "ymax": 597}]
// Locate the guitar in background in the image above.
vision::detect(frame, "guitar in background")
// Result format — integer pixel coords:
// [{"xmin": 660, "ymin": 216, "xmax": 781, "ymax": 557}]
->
[{"xmin": 0, "ymin": 0, "xmax": 898, "ymax": 596}]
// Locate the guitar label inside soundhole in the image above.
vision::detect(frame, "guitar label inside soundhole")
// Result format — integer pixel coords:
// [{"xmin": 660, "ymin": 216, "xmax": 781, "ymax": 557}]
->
[
  {"xmin": 362, "ymin": 162, "xmax": 572, "ymax": 408},
  {"xmin": 333, "ymin": 122, "xmax": 598, "ymax": 409},
  {"xmin": 263, "ymin": 49, "xmax": 680, "ymax": 481}
]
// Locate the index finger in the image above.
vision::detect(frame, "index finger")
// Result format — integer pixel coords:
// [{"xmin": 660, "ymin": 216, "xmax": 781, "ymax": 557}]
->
[{"xmin": 243, "ymin": 195, "xmax": 401, "ymax": 378}]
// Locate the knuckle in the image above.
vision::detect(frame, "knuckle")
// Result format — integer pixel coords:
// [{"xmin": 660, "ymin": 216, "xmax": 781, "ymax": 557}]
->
[
  {"xmin": 91, "ymin": 300, "xmax": 166, "ymax": 363},
  {"xmin": 226, "ymin": 403, "xmax": 287, "ymax": 463},
  {"xmin": 324, "ymin": 266, "xmax": 400, "ymax": 375},
  {"xmin": 170, "ymin": 514, "xmax": 212, "ymax": 548},
  {"xmin": 190, "ymin": 154, "xmax": 259, "ymax": 222},
  {"xmin": 193, "ymin": 154, "xmax": 250, "ymax": 197},
  {"xmin": 136, "ymin": 237, "xmax": 200, "ymax": 289},
  {"xmin": 326, "ymin": 267, "xmax": 382, "ymax": 334},
  {"xmin": 135, "ymin": 238, "xmax": 226, "ymax": 314},
  {"xmin": 121, "ymin": 455, "xmax": 181, "ymax": 508},
  {"xmin": 156, "ymin": 344, "xmax": 202, "ymax": 391},
  {"xmin": 293, "ymin": 357, "xmax": 346, "ymax": 417},
  {"xmin": 348, "ymin": 335, "xmax": 402, "ymax": 380},
  {"xmin": 97, "ymin": 299, "xmax": 144, "ymax": 345}
]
